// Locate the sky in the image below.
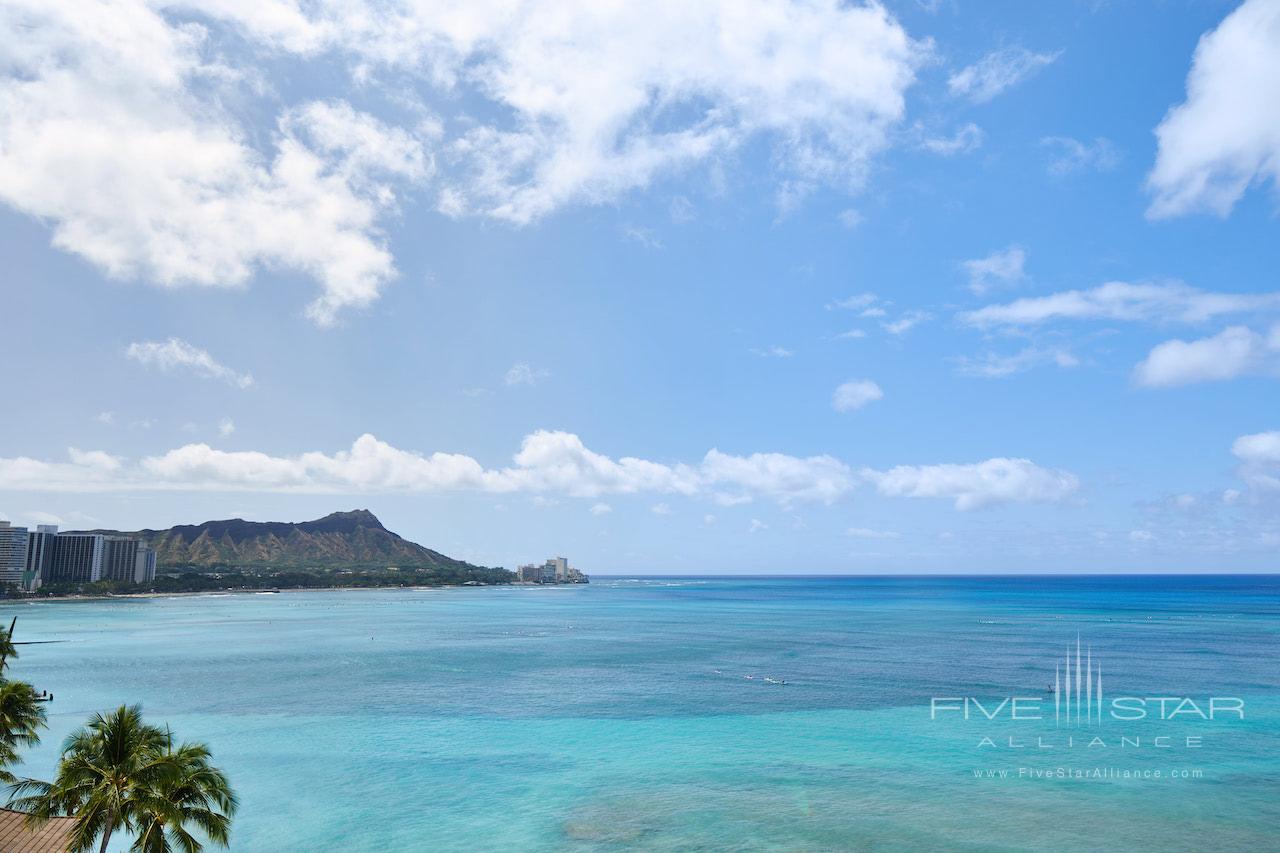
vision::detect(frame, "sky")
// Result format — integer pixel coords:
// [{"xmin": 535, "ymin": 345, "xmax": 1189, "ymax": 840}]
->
[{"xmin": 2, "ymin": 0, "xmax": 1280, "ymax": 574}]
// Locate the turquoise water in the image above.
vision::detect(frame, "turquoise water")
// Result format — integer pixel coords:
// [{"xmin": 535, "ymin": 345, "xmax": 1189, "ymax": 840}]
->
[{"xmin": 3, "ymin": 576, "xmax": 1279, "ymax": 851}]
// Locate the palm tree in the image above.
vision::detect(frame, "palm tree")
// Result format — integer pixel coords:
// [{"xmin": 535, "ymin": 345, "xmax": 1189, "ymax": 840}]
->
[
  {"xmin": 0, "ymin": 679, "xmax": 46, "ymax": 784},
  {"xmin": 131, "ymin": 737, "xmax": 237, "ymax": 853},
  {"xmin": 11, "ymin": 705, "xmax": 235, "ymax": 853},
  {"xmin": 0, "ymin": 617, "xmax": 20, "ymax": 674}
]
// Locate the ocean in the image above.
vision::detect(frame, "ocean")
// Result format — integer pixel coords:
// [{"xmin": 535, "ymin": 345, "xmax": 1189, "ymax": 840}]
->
[{"xmin": 4, "ymin": 576, "xmax": 1278, "ymax": 851}]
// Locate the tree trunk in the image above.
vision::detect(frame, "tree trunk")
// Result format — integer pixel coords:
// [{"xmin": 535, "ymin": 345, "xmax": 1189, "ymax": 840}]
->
[{"xmin": 98, "ymin": 810, "xmax": 114, "ymax": 853}]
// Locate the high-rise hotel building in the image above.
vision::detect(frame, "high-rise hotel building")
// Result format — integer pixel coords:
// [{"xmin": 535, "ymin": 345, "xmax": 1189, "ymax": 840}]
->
[
  {"xmin": 0, "ymin": 523, "xmax": 157, "ymax": 590},
  {"xmin": 23, "ymin": 525, "xmax": 57, "ymax": 590},
  {"xmin": 0, "ymin": 521, "xmax": 28, "ymax": 587}
]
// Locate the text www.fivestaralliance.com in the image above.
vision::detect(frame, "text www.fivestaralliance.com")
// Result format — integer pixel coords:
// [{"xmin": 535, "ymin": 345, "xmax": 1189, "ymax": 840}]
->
[{"xmin": 974, "ymin": 767, "xmax": 1204, "ymax": 781}]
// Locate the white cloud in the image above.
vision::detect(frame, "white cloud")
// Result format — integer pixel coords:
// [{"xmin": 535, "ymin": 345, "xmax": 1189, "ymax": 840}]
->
[
  {"xmin": 961, "ymin": 281, "xmax": 1280, "ymax": 328},
  {"xmin": 962, "ymin": 245, "xmax": 1026, "ymax": 295},
  {"xmin": 1232, "ymin": 430, "xmax": 1280, "ymax": 491},
  {"xmin": 0, "ymin": 431, "xmax": 1076, "ymax": 513},
  {"xmin": 1041, "ymin": 136, "xmax": 1119, "ymax": 176},
  {"xmin": 1147, "ymin": 0, "xmax": 1280, "ymax": 217},
  {"xmin": 846, "ymin": 527, "xmax": 901, "ymax": 539},
  {"xmin": 504, "ymin": 363, "xmax": 550, "ymax": 387},
  {"xmin": 702, "ymin": 514, "xmax": 717, "ymax": 526},
  {"xmin": 955, "ymin": 346, "xmax": 1078, "ymax": 378},
  {"xmin": 0, "ymin": 0, "xmax": 927, "ymax": 320},
  {"xmin": 881, "ymin": 310, "xmax": 930, "ymax": 335},
  {"xmin": 0, "ymin": 0, "xmax": 432, "ymax": 325},
  {"xmin": 701, "ymin": 449, "xmax": 856, "ymax": 504},
  {"xmin": 1234, "ymin": 431, "xmax": 1280, "ymax": 465},
  {"xmin": 504, "ymin": 432, "xmax": 700, "ymax": 497},
  {"xmin": 126, "ymin": 338, "xmax": 255, "ymax": 388},
  {"xmin": 93, "ymin": 412, "xmax": 115, "ymax": 426},
  {"xmin": 589, "ymin": 502, "xmax": 612, "ymax": 515},
  {"xmin": 948, "ymin": 46, "xmax": 1060, "ymax": 103},
  {"xmin": 920, "ymin": 122, "xmax": 984, "ymax": 156},
  {"xmin": 650, "ymin": 502, "xmax": 672, "ymax": 515},
  {"xmin": 751, "ymin": 345, "xmax": 794, "ymax": 358},
  {"xmin": 1134, "ymin": 325, "xmax": 1280, "ymax": 387},
  {"xmin": 836, "ymin": 328, "xmax": 867, "ymax": 340},
  {"xmin": 254, "ymin": 0, "xmax": 927, "ymax": 224},
  {"xmin": 0, "ymin": 447, "xmax": 123, "ymax": 492},
  {"xmin": 419, "ymin": 1, "xmax": 928, "ymax": 222},
  {"xmin": 832, "ymin": 380, "xmax": 884, "ymax": 412},
  {"xmin": 748, "ymin": 518, "xmax": 768, "ymax": 533},
  {"xmin": 865, "ymin": 458, "xmax": 1079, "ymax": 510},
  {"xmin": 218, "ymin": 418, "xmax": 237, "ymax": 437},
  {"xmin": 1129, "ymin": 529, "xmax": 1156, "ymax": 543}
]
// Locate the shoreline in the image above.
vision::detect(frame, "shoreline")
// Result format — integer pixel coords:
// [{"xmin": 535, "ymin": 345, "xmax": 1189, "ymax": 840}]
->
[{"xmin": 0, "ymin": 583, "xmax": 520, "ymax": 604}]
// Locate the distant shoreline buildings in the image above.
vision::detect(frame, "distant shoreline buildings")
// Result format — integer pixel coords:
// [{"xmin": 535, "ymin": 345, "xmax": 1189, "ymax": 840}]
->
[
  {"xmin": 515, "ymin": 556, "xmax": 588, "ymax": 584},
  {"xmin": 0, "ymin": 522, "xmax": 157, "ymax": 592}
]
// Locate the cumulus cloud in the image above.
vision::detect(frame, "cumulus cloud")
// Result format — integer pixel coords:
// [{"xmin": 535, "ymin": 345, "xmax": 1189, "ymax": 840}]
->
[
  {"xmin": 0, "ymin": 1, "xmax": 433, "ymax": 325},
  {"xmin": 948, "ymin": 46, "xmax": 1060, "ymax": 103},
  {"xmin": 0, "ymin": 0, "xmax": 927, "ymax": 320},
  {"xmin": 832, "ymin": 380, "xmax": 884, "ymax": 412},
  {"xmin": 962, "ymin": 245, "xmax": 1026, "ymax": 295},
  {"xmin": 1147, "ymin": 0, "xmax": 1280, "ymax": 217},
  {"xmin": 865, "ymin": 458, "xmax": 1079, "ymax": 510},
  {"xmin": 1234, "ymin": 431, "xmax": 1280, "ymax": 465},
  {"xmin": 0, "ymin": 431, "xmax": 1076, "ymax": 513},
  {"xmin": 420, "ymin": 1, "xmax": 928, "ymax": 222},
  {"xmin": 1041, "ymin": 136, "xmax": 1119, "ymax": 176},
  {"xmin": 961, "ymin": 282, "xmax": 1280, "ymax": 328},
  {"xmin": 218, "ymin": 418, "xmax": 237, "ymax": 437},
  {"xmin": 0, "ymin": 447, "xmax": 123, "ymax": 492},
  {"xmin": 589, "ymin": 502, "xmax": 612, "ymax": 516},
  {"xmin": 1232, "ymin": 430, "xmax": 1280, "ymax": 491},
  {"xmin": 126, "ymin": 338, "xmax": 255, "ymax": 388},
  {"xmin": 702, "ymin": 449, "xmax": 856, "ymax": 504},
  {"xmin": 1134, "ymin": 325, "xmax": 1280, "ymax": 387}
]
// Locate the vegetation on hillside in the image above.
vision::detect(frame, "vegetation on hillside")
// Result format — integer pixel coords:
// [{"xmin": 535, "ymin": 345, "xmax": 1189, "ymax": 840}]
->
[{"xmin": 25, "ymin": 564, "xmax": 514, "ymax": 598}]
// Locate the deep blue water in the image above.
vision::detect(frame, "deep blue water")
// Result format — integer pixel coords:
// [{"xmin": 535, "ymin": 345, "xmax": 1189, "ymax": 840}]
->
[{"xmin": 4, "ymin": 575, "xmax": 1279, "ymax": 851}]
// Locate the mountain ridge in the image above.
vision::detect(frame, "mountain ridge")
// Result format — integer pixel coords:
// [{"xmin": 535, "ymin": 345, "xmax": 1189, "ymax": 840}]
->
[{"xmin": 76, "ymin": 509, "xmax": 486, "ymax": 571}]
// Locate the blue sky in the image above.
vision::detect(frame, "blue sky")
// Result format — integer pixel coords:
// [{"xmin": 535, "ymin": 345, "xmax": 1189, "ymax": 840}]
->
[{"xmin": 2, "ymin": 0, "xmax": 1279, "ymax": 573}]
